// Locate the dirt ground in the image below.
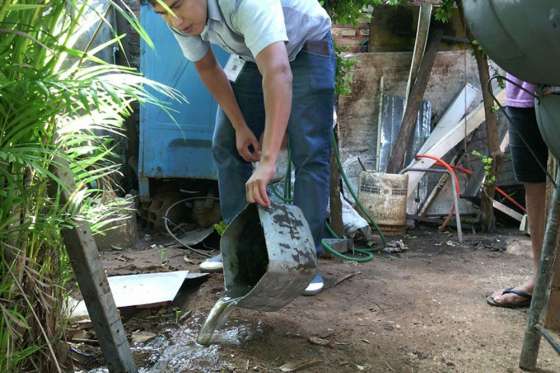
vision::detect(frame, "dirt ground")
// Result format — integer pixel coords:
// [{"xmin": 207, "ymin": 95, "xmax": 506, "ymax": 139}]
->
[{"xmin": 75, "ymin": 227, "xmax": 560, "ymax": 373}]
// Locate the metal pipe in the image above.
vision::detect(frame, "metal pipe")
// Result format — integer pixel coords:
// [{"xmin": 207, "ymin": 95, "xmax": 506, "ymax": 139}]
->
[
  {"xmin": 402, "ymin": 167, "xmax": 463, "ymax": 242},
  {"xmin": 449, "ymin": 173, "xmax": 463, "ymax": 242}
]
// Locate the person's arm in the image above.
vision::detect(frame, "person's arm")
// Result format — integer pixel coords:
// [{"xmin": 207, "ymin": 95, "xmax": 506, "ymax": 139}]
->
[
  {"xmin": 244, "ymin": 41, "xmax": 292, "ymax": 207},
  {"xmin": 195, "ymin": 49, "xmax": 261, "ymax": 162}
]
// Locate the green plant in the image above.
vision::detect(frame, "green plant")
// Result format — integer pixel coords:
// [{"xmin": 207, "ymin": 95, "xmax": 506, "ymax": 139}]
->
[
  {"xmin": 472, "ymin": 150, "xmax": 496, "ymax": 185},
  {"xmin": 213, "ymin": 221, "xmax": 227, "ymax": 236},
  {"xmin": 320, "ymin": 0, "xmax": 404, "ymax": 25},
  {"xmin": 336, "ymin": 51, "xmax": 357, "ymax": 96},
  {"xmin": 434, "ymin": 0, "xmax": 456, "ymax": 23},
  {"xmin": 0, "ymin": 1, "xmax": 179, "ymax": 371},
  {"xmin": 159, "ymin": 246, "xmax": 169, "ymax": 265},
  {"xmin": 174, "ymin": 307, "xmax": 182, "ymax": 324}
]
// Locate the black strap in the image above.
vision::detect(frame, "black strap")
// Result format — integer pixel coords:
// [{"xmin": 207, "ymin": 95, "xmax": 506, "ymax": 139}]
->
[{"xmin": 502, "ymin": 287, "xmax": 532, "ymax": 299}]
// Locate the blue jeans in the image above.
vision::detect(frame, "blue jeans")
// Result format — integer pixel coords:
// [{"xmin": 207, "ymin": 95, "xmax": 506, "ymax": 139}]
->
[{"xmin": 212, "ymin": 35, "xmax": 336, "ymax": 253}]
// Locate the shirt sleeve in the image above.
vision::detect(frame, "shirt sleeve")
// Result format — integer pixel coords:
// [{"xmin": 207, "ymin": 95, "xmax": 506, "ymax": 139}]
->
[
  {"xmin": 231, "ymin": 0, "xmax": 288, "ymax": 58},
  {"xmin": 171, "ymin": 29, "xmax": 210, "ymax": 62}
]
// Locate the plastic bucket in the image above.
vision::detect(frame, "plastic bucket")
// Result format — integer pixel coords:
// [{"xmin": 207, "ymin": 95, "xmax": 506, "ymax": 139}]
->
[{"xmin": 358, "ymin": 172, "xmax": 408, "ymax": 235}]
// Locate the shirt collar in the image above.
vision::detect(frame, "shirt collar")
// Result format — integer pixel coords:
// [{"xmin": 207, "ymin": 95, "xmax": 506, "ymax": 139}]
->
[{"xmin": 206, "ymin": 0, "xmax": 222, "ymax": 22}]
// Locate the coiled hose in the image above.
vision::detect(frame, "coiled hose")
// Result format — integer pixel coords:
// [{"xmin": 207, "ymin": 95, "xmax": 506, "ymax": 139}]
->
[{"xmin": 273, "ymin": 132, "xmax": 386, "ymax": 263}]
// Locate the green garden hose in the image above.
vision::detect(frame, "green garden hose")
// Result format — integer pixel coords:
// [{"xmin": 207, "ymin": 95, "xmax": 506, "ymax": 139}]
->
[
  {"xmin": 331, "ymin": 132, "xmax": 386, "ymax": 247},
  {"xmin": 273, "ymin": 132, "xmax": 386, "ymax": 263},
  {"xmin": 321, "ymin": 223, "xmax": 375, "ymax": 263}
]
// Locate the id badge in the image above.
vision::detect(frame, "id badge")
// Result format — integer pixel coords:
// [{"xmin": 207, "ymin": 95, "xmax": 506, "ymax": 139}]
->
[{"xmin": 223, "ymin": 54, "xmax": 245, "ymax": 83}]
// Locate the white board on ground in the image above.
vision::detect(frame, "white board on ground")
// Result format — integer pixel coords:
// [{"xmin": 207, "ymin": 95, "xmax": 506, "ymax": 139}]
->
[{"xmin": 69, "ymin": 271, "xmax": 208, "ymax": 319}]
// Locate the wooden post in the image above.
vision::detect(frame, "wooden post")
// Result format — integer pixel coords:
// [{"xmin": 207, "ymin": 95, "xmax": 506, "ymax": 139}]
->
[
  {"xmin": 520, "ymin": 175, "xmax": 560, "ymax": 370},
  {"xmin": 386, "ymin": 27, "xmax": 443, "ymax": 174},
  {"xmin": 54, "ymin": 162, "xmax": 137, "ymax": 373},
  {"xmin": 474, "ymin": 52, "xmax": 502, "ymax": 233},
  {"xmin": 330, "ymin": 132, "xmax": 344, "ymax": 237},
  {"xmin": 544, "ymin": 159, "xmax": 560, "ymax": 332},
  {"xmin": 456, "ymin": 0, "xmax": 503, "ymax": 233}
]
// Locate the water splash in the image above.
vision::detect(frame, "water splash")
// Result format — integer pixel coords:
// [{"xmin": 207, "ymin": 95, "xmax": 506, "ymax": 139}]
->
[
  {"xmin": 139, "ymin": 316, "xmax": 262, "ymax": 372},
  {"xmin": 197, "ymin": 296, "xmax": 240, "ymax": 346}
]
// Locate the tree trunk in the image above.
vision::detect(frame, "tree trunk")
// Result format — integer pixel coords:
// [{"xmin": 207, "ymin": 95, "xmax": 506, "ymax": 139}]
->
[
  {"xmin": 475, "ymin": 52, "xmax": 503, "ymax": 232},
  {"xmin": 456, "ymin": 0, "xmax": 504, "ymax": 232},
  {"xmin": 386, "ymin": 27, "xmax": 443, "ymax": 174},
  {"xmin": 330, "ymin": 136, "xmax": 344, "ymax": 237}
]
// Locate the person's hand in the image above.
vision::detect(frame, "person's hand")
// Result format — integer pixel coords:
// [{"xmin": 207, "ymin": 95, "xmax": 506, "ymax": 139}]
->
[
  {"xmin": 245, "ymin": 161, "xmax": 275, "ymax": 207},
  {"xmin": 235, "ymin": 125, "xmax": 261, "ymax": 162}
]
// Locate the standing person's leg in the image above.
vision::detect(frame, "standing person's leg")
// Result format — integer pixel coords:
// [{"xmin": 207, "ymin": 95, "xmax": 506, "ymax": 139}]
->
[
  {"xmin": 212, "ymin": 108, "xmax": 253, "ymax": 223},
  {"xmin": 525, "ymin": 182, "xmax": 546, "ymax": 278},
  {"xmin": 287, "ymin": 36, "xmax": 336, "ymax": 255},
  {"xmin": 212, "ymin": 62, "xmax": 266, "ymax": 222},
  {"xmin": 287, "ymin": 36, "xmax": 336, "ymax": 295},
  {"xmin": 203, "ymin": 63, "xmax": 266, "ymax": 272},
  {"xmin": 487, "ymin": 107, "xmax": 548, "ymax": 307}
]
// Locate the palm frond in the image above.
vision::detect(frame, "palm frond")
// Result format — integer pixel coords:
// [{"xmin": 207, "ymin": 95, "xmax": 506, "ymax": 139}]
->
[{"xmin": 0, "ymin": 0, "xmax": 181, "ymax": 370}]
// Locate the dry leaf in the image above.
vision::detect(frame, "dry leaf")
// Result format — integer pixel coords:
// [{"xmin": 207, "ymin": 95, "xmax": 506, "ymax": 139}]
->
[
  {"xmin": 279, "ymin": 359, "xmax": 322, "ymax": 372},
  {"xmin": 131, "ymin": 331, "xmax": 156, "ymax": 344},
  {"xmin": 308, "ymin": 336, "xmax": 330, "ymax": 346}
]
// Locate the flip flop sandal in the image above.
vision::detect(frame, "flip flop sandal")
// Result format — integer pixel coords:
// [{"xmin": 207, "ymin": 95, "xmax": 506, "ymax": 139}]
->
[{"xmin": 486, "ymin": 287, "xmax": 532, "ymax": 309}]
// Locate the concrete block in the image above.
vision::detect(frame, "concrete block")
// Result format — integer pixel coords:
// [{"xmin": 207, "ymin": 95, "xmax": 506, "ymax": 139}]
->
[{"xmin": 340, "ymin": 29, "xmax": 357, "ymax": 37}]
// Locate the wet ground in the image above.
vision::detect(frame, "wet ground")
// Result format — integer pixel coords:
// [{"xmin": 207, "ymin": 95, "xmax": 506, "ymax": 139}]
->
[{"xmin": 72, "ymin": 227, "xmax": 560, "ymax": 372}]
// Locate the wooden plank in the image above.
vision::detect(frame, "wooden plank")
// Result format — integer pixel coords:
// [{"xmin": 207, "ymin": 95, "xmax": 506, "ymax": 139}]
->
[
  {"xmin": 375, "ymin": 76, "xmax": 385, "ymax": 170},
  {"xmin": 54, "ymin": 162, "xmax": 137, "ymax": 372},
  {"xmin": 417, "ymin": 84, "xmax": 479, "ymax": 155},
  {"xmin": 386, "ymin": 27, "xmax": 443, "ymax": 173},
  {"xmin": 406, "ymin": 89, "xmax": 506, "ymax": 204},
  {"xmin": 404, "ymin": 4, "xmax": 433, "ymax": 104},
  {"xmin": 492, "ymin": 199, "xmax": 523, "ymax": 222}
]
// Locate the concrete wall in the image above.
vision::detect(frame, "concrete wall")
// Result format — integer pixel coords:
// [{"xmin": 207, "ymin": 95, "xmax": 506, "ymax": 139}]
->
[
  {"xmin": 337, "ymin": 50, "xmax": 481, "ymax": 159},
  {"xmin": 336, "ymin": 49, "xmax": 518, "ymax": 206}
]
